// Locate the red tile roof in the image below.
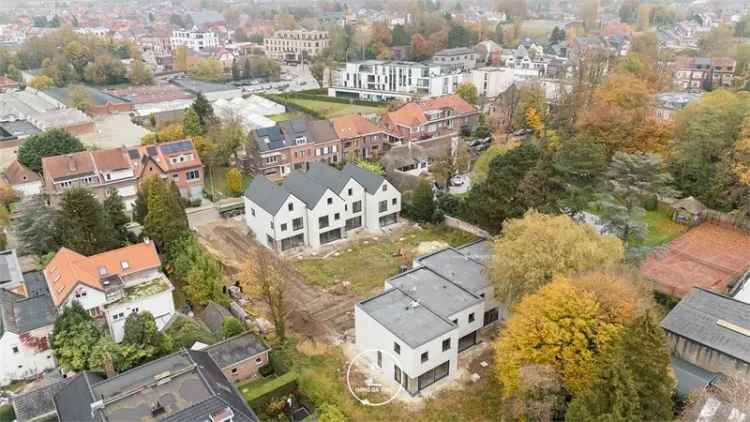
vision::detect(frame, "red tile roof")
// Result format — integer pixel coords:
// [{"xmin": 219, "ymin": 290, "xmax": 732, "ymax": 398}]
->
[
  {"xmin": 129, "ymin": 139, "xmax": 203, "ymax": 177},
  {"xmin": 420, "ymin": 94, "xmax": 476, "ymax": 115},
  {"xmin": 330, "ymin": 114, "xmax": 381, "ymax": 139},
  {"xmin": 4, "ymin": 160, "xmax": 40, "ymax": 186}
]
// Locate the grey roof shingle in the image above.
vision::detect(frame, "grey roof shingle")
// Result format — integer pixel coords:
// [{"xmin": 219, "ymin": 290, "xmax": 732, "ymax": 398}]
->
[
  {"xmin": 341, "ymin": 163, "xmax": 385, "ymax": 194},
  {"xmin": 204, "ymin": 332, "xmax": 270, "ymax": 369},
  {"xmin": 199, "ymin": 301, "xmax": 233, "ymax": 334},
  {"xmin": 661, "ymin": 288, "xmax": 750, "ymax": 365},
  {"xmin": 54, "ymin": 372, "xmax": 104, "ymax": 422},
  {"xmin": 253, "ymin": 126, "xmax": 287, "ymax": 152},
  {"xmin": 14, "ymin": 378, "xmax": 70, "ymax": 422},
  {"xmin": 244, "ymin": 176, "xmax": 291, "ymax": 214},
  {"xmin": 0, "ymin": 288, "xmax": 56, "ymax": 335},
  {"xmin": 282, "ymin": 171, "xmax": 330, "ymax": 209},
  {"xmin": 305, "ymin": 162, "xmax": 349, "ymax": 193}
]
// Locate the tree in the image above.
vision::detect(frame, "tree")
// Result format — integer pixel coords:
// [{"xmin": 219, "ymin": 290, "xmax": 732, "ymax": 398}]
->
[
  {"xmin": 67, "ymin": 85, "xmax": 92, "ymax": 112},
  {"xmin": 183, "ymin": 108, "xmax": 203, "ymax": 137},
  {"xmin": 489, "ymin": 210, "xmax": 624, "ymax": 305},
  {"xmin": 57, "ymin": 188, "xmax": 119, "ymax": 255},
  {"xmin": 222, "ymin": 316, "xmax": 245, "ymax": 338},
  {"xmin": 596, "ymin": 152, "xmax": 676, "ymax": 243},
  {"xmin": 494, "ymin": 23, "xmax": 505, "ymax": 45},
  {"xmin": 83, "ymin": 54, "xmax": 128, "ymax": 85},
  {"xmin": 29, "ymin": 75, "xmax": 54, "ymax": 91},
  {"xmin": 405, "ymin": 179, "xmax": 438, "ymax": 223},
  {"xmin": 392, "ymin": 24, "xmax": 409, "ymax": 46},
  {"xmin": 14, "ymin": 194, "xmax": 59, "ymax": 256},
  {"xmin": 472, "ymin": 143, "xmax": 518, "ymax": 184},
  {"xmin": 455, "ymin": 82, "xmax": 478, "ymax": 105},
  {"xmin": 242, "ymin": 57, "xmax": 251, "ymax": 80},
  {"xmin": 164, "ymin": 315, "xmax": 218, "ymax": 348},
  {"xmin": 188, "ymin": 58, "xmax": 224, "ymax": 81},
  {"xmin": 103, "ymin": 188, "xmax": 130, "ymax": 245},
  {"xmin": 174, "ymin": 46, "xmax": 188, "ymax": 72},
  {"xmin": 525, "ymin": 107, "xmax": 544, "ymax": 138},
  {"xmin": 50, "ymin": 301, "xmax": 101, "ymax": 372},
  {"xmin": 430, "ymin": 143, "xmax": 471, "ymax": 189},
  {"xmin": 310, "ymin": 61, "xmax": 326, "ymax": 88},
  {"xmin": 5, "ymin": 64, "xmax": 21, "ymax": 82},
  {"xmin": 447, "ymin": 24, "xmax": 472, "ymax": 48},
  {"xmin": 129, "ymin": 56, "xmax": 153, "ymax": 86},
  {"xmin": 231, "ymin": 58, "xmax": 241, "ymax": 81},
  {"xmin": 549, "ymin": 26, "xmax": 565, "ymax": 44},
  {"xmin": 410, "ymin": 33, "xmax": 431, "ymax": 61},
  {"xmin": 551, "ymin": 137, "xmax": 608, "ymax": 215},
  {"xmin": 495, "ymin": 272, "xmax": 647, "ymax": 396},
  {"xmin": 167, "ymin": 234, "xmax": 225, "ymax": 306},
  {"xmin": 507, "ymin": 365, "xmax": 566, "ymax": 422},
  {"xmin": 240, "ymin": 247, "xmax": 288, "ymax": 340},
  {"xmin": 353, "ymin": 159, "xmax": 384, "ymax": 175},
  {"xmin": 191, "ymin": 92, "xmax": 216, "ymax": 128},
  {"xmin": 18, "ymin": 129, "xmax": 85, "ymax": 173},
  {"xmin": 225, "ymin": 167, "xmax": 244, "ymax": 196},
  {"xmin": 143, "ymin": 177, "xmax": 189, "ymax": 251}
]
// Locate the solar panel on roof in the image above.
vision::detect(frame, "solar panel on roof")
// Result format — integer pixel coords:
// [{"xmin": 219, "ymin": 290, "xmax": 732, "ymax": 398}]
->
[
  {"xmin": 160, "ymin": 140, "xmax": 192, "ymax": 155},
  {"xmin": 146, "ymin": 146, "xmax": 157, "ymax": 156},
  {"xmin": 127, "ymin": 149, "xmax": 141, "ymax": 160}
]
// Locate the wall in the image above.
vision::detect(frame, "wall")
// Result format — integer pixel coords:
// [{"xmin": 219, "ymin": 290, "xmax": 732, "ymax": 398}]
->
[
  {"xmin": 272, "ymin": 195, "xmax": 309, "ymax": 250},
  {"xmin": 667, "ymin": 332, "xmax": 750, "ymax": 377},
  {"xmin": 363, "ymin": 179, "xmax": 401, "ymax": 231},
  {"xmin": 106, "ymin": 288, "xmax": 175, "ymax": 342},
  {"xmin": 245, "ymin": 196, "xmax": 276, "ymax": 249},
  {"xmin": 12, "ymin": 180, "xmax": 42, "ymax": 197},
  {"xmin": 306, "ymin": 188, "xmax": 346, "ymax": 249},
  {"xmin": 223, "ymin": 351, "xmax": 270, "ymax": 384},
  {"xmin": 0, "ymin": 326, "xmax": 56, "ymax": 386},
  {"xmin": 63, "ymin": 284, "xmax": 107, "ymax": 311},
  {"xmin": 443, "ymin": 215, "xmax": 491, "ymax": 238}
]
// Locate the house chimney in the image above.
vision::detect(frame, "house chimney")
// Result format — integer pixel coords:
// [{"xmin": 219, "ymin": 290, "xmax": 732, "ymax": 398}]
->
[{"xmin": 104, "ymin": 352, "xmax": 117, "ymax": 378}]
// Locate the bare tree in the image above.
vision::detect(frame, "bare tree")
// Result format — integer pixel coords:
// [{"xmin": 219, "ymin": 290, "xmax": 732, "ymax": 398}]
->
[
  {"xmin": 682, "ymin": 375, "xmax": 750, "ymax": 421},
  {"xmin": 239, "ymin": 247, "xmax": 289, "ymax": 340}
]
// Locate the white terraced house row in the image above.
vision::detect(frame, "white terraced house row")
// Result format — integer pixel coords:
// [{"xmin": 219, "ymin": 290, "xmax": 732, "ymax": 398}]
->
[{"xmin": 244, "ymin": 162, "xmax": 401, "ymax": 252}]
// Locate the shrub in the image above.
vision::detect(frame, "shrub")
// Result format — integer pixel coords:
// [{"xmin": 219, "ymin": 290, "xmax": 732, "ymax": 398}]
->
[{"xmin": 644, "ymin": 194, "xmax": 658, "ymax": 211}]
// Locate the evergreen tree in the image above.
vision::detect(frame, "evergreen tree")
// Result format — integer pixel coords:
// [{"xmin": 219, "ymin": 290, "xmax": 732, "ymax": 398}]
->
[
  {"xmin": 132, "ymin": 188, "xmax": 148, "ymax": 225},
  {"xmin": 565, "ymin": 346, "xmax": 642, "ymax": 422},
  {"xmin": 14, "ymin": 194, "xmax": 59, "ymax": 256},
  {"xmin": 494, "ymin": 23, "xmax": 504, "ymax": 45},
  {"xmin": 242, "ymin": 57, "xmax": 251, "ymax": 80},
  {"xmin": 17, "ymin": 129, "xmax": 85, "ymax": 173},
  {"xmin": 391, "ymin": 24, "xmax": 409, "ymax": 46},
  {"xmin": 57, "ymin": 188, "xmax": 118, "ymax": 255},
  {"xmin": 620, "ymin": 313, "xmax": 675, "ymax": 420},
  {"xmin": 231, "ymin": 58, "xmax": 241, "ymax": 80},
  {"xmin": 406, "ymin": 179, "xmax": 439, "ymax": 223},
  {"xmin": 103, "ymin": 188, "xmax": 130, "ymax": 245},
  {"xmin": 183, "ymin": 107, "xmax": 203, "ymax": 137},
  {"xmin": 143, "ymin": 177, "xmax": 188, "ymax": 252},
  {"xmin": 191, "ymin": 92, "xmax": 215, "ymax": 128}
]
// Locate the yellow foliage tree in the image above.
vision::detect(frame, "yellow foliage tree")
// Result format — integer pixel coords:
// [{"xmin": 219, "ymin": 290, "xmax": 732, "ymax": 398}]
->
[
  {"xmin": 239, "ymin": 247, "xmax": 288, "ymax": 340},
  {"xmin": 489, "ymin": 210, "xmax": 624, "ymax": 305},
  {"xmin": 734, "ymin": 116, "xmax": 750, "ymax": 185},
  {"xmin": 225, "ymin": 168, "xmax": 243, "ymax": 196},
  {"xmin": 495, "ymin": 272, "xmax": 648, "ymax": 396},
  {"xmin": 29, "ymin": 75, "xmax": 54, "ymax": 90},
  {"xmin": 140, "ymin": 123, "xmax": 185, "ymax": 145},
  {"xmin": 525, "ymin": 107, "xmax": 544, "ymax": 138}
]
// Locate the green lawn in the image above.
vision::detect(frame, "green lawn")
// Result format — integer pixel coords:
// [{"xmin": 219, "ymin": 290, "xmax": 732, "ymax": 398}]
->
[
  {"xmin": 283, "ymin": 97, "xmax": 387, "ymax": 118},
  {"xmin": 292, "ymin": 225, "xmax": 476, "ymax": 296},
  {"xmin": 204, "ymin": 166, "xmax": 253, "ymax": 200},
  {"xmin": 269, "ymin": 113, "xmax": 295, "ymax": 122},
  {"xmin": 638, "ymin": 209, "xmax": 687, "ymax": 248}
]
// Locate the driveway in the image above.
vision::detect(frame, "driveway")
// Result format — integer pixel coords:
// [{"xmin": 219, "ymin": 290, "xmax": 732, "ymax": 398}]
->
[{"xmin": 448, "ymin": 174, "xmax": 471, "ymax": 195}]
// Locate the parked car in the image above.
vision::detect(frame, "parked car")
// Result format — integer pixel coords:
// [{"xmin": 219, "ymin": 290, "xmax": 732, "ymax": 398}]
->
[
  {"xmin": 468, "ymin": 137, "xmax": 491, "ymax": 148},
  {"xmin": 450, "ymin": 175, "xmax": 465, "ymax": 186}
]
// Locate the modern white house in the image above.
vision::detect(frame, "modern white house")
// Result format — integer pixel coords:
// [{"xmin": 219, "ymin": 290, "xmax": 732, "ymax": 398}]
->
[
  {"xmin": 0, "ymin": 254, "xmax": 58, "ymax": 387},
  {"xmin": 244, "ymin": 162, "xmax": 401, "ymax": 252},
  {"xmin": 471, "ymin": 67, "xmax": 515, "ymax": 97},
  {"xmin": 354, "ymin": 239, "xmax": 501, "ymax": 396},
  {"xmin": 329, "ymin": 60, "xmax": 465, "ymax": 101},
  {"xmin": 170, "ymin": 29, "xmax": 219, "ymax": 51},
  {"xmin": 43, "ymin": 241, "xmax": 176, "ymax": 342}
]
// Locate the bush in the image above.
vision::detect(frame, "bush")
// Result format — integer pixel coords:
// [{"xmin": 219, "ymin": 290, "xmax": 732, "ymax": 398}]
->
[
  {"xmin": 242, "ymin": 370, "xmax": 299, "ymax": 410},
  {"xmin": 644, "ymin": 194, "xmax": 658, "ymax": 211},
  {"xmin": 0, "ymin": 404, "xmax": 15, "ymax": 422},
  {"xmin": 259, "ymin": 362, "xmax": 275, "ymax": 377}
]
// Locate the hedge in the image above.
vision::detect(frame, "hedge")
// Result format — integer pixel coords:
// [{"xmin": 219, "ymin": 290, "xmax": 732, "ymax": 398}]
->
[
  {"xmin": 260, "ymin": 94, "xmax": 326, "ymax": 120},
  {"xmin": 0, "ymin": 405, "xmax": 15, "ymax": 422},
  {"xmin": 280, "ymin": 92, "xmax": 386, "ymax": 107},
  {"xmin": 241, "ymin": 370, "xmax": 299, "ymax": 410}
]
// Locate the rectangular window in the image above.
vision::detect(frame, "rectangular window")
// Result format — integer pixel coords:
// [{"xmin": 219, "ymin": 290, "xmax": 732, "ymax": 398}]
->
[
  {"xmin": 394, "ymin": 342, "xmax": 400, "ymax": 355},
  {"xmin": 442, "ymin": 338, "xmax": 450, "ymax": 351},
  {"xmin": 319, "ymin": 216, "xmax": 329, "ymax": 228},
  {"xmin": 377, "ymin": 351, "xmax": 382, "ymax": 368},
  {"xmin": 421, "ymin": 351, "xmax": 428, "ymax": 363},
  {"xmin": 379, "ymin": 200, "xmax": 387, "ymax": 213},
  {"xmin": 382, "ymin": 184, "xmax": 387, "ymax": 191},
  {"xmin": 334, "ymin": 213, "xmax": 340, "ymax": 220},
  {"xmin": 469, "ymin": 313, "xmax": 475, "ymax": 323},
  {"xmin": 352, "ymin": 200, "xmax": 362, "ymax": 213},
  {"xmin": 293, "ymin": 217, "xmax": 303, "ymax": 231},
  {"xmin": 327, "ymin": 197, "xmax": 333, "ymax": 205},
  {"xmin": 288, "ymin": 202, "xmax": 294, "ymax": 211},
  {"xmin": 186, "ymin": 169, "xmax": 200, "ymax": 180},
  {"xmin": 392, "ymin": 198, "xmax": 397, "ymax": 205},
  {"xmin": 394, "ymin": 365, "xmax": 402, "ymax": 383},
  {"xmin": 12, "ymin": 346, "xmax": 19, "ymax": 353},
  {"xmin": 348, "ymin": 188, "xmax": 353, "ymax": 196},
  {"xmin": 251, "ymin": 208, "xmax": 255, "ymax": 216},
  {"xmin": 281, "ymin": 223, "xmax": 287, "ymax": 231}
]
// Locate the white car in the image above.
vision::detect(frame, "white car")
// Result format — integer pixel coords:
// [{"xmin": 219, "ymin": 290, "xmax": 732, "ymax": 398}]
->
[{"xmin": 450, "ymin": 175, "xmax": 465, "ymax": 186}]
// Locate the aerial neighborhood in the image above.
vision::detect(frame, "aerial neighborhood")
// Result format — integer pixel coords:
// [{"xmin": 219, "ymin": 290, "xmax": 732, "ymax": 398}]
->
[{"xmin": 1, "ymin": 0, "xmax": 750, "ymax": 421}]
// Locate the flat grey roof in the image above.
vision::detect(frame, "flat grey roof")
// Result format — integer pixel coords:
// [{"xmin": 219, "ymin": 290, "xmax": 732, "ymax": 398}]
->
[
  {"xmin": 205, "ymin": 332, "xmax": 270, "ymax": 368},
  {"xmin": 388, "ymin": 267, "xmax": 480, "ymax": 318},
  {"xmin": 661, "ymin": 288, "xmax": 750, "ymax": 365},
  {"xmin": 172, "ymin": 79, "xmax": 238, "ymax": 94},
  {"xmin": 0, "ymin": 249, "xmax": 23, "ymax": 287},
  {"xmin": 358, "ymin": 288, "xmax": 454, "ymax": 349},
  {"xmin": 417, "ymin": 248, "xmax": 490, "ymax": 293},
  {"xmin": 455, "ymin": 239, "xmax": 492, "ymax": 263},
  {"xmin": 671, "ymin": 357, "xmax": 718, "ymax": 397}
]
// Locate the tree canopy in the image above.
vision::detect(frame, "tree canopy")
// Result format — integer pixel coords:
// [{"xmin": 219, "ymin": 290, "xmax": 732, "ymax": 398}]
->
[
  {"xmin": 50, "ymin": 301, "xmax": 101, "ymax": 372},
  {"xmin": 18, "ymin": 129, "xmax": 85, "ymax": 173}
]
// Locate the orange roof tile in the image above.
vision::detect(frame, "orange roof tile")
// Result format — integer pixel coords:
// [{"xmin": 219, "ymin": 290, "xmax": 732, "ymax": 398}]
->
[
  {"xmin": 420, "ymin": 94, "xmax": 476, "ymax": 115},
  {"xmin": 129, "ymin": 139, "xmax": 203, "ymax": 177},
  {"xmin": 385, "ymin": 102, "xmax": 427, "ymax": 128},
  {"xmin": 330, "ymin": 114, "xmax": 381, "ymax": 139},
  {"xmin": 44, "ymin": 242, "xmax": 161, "ymax": 306},
  {"xmin": 3, "ymin": 160, "xmax": 40, "ymax": 186}
]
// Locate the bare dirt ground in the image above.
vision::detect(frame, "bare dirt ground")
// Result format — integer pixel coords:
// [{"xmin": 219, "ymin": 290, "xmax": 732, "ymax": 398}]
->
[{"xmin": 195, "ymin": 218, "xmax": 359, "ymax": 340}]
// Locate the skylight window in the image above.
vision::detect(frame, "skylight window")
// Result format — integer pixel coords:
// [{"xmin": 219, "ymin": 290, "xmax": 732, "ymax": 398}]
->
[{"xmin": 121, "ymin": 261, "xmax": 130, "ymax": 270}]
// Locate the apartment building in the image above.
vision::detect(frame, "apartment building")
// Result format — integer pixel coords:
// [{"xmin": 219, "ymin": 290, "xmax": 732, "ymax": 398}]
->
[
  {"xmin": 43, "ymin": 241, "xmax": 175, "ymax": 343},
  {"xmin": 471, "ymin": 67, "xmax": 515, "ymax": 97},
  {"xmin": 244, "ymin": 162, "xmax": 400, "ymax": 252},
  {"xmin": 171, "ymin": 29, "xmax": 219, "ymax": 52},
  {"xmin": 42, "ymin": 147, "xmax": 139, "ymax": 208},
  {"xmin": 264, "ymin": 29, "xmax": 329, "ymax": 63},
  {"xmin": 382, "ymin": 94, "xmax": 479, "ymax": 143},
  {"xmin": 432, "ymin": 47, "xmax": 478, "ymax": 72},
  {"xmin": 330, "ymin": 60, "xmax": 465, "ymax": 101},
  {"xmin": 672, "ymin": 56, "xmax": 736, "ymax": 91},
  {"xmin": 354, "ymin": 239, "xmax": 500, "ymax": 396}
]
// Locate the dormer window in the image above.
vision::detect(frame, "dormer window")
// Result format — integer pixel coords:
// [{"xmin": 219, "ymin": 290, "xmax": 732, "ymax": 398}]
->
[
  {"xmin": 121, "ymin": 261, "xmax": 129, "ymax": 270},
  {"xmin": 295, "ymin": 136, "xmax": 307, "ymax": 145}
]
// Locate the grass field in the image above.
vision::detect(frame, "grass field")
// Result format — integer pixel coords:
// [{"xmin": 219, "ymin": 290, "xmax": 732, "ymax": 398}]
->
[
  {"xmin": 292, "ymin": 224, "xmax": 476, "ymax": 296},
  {"xmin": 269, "ymin": 113, "xmax": 296, "ymax": 122},
  {"xmin": 283, "ymin": 97, "xmax": 387, "ymax": 118},
  {"xmin": 639, "ymin": 209, "xmax": 687, "ymax": 248},
  {"xmin": 204, "ymin": 166, "xmax": 253, "ymax": 200}
]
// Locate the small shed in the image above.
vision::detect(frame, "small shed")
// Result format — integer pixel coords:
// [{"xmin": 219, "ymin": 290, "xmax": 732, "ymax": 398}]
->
[
  {"xmin": 672, "ymin": 196, "xmax": 705, "ymax": 226},
  {"xmin": 199, "ymin": 301, "xmax": 233, "ymax": 335}
]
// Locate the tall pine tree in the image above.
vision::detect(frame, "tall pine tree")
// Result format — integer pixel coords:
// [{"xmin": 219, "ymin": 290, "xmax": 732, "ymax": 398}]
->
[
  {"xmin": 191, "ymin": 92, "xmax": 215, "ymax": 128},
  {"xmin": 103, "ymin": 188, "xmax": 130, "ymax": 245},
  {"xmin": 143, "ymin": 177, "xmax": 188, "ymax": 252},
  {"xmin": 57, "ymin": 188, "xmax": 119, "ymax": 255}
]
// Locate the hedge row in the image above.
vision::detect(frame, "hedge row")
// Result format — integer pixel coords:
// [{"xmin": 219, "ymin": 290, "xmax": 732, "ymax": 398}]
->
[
  {"xmin": 242, "ymin": 370, "xmax": 299, "ymax": 410},
  {"xmin": 281, "ymin": 92, "xmax": 386, "ymax": 107},
  {"xmin": 261, "ymin": 94, "xmax": 326, "ymax": 119}
]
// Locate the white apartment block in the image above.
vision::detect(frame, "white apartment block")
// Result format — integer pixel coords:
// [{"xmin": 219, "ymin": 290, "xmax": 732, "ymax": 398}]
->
[
  {"xmin": 171, "ymin": 29, "xmax": 219, "ymax": 52},
  {"xmin": 471, "ymin": 67, "xmax": 515, "ymax": 97},
  {"xmin": 264, "ymin": 29, "xmax": 330, "ymax": 63},
  {"xmin": 244, "ymin": 162, "xmax": 400, "ymax": 252},
  {"xmin": 329, "ymin": 60, "xmax": 465, "ymax": 101},
  {"xmin": 355, "ymin": 240, "xmax": 501, "ymax": 396},
  {"xmin": 43, "ymin": 241, "xmax": 176, "ymax": 343}
]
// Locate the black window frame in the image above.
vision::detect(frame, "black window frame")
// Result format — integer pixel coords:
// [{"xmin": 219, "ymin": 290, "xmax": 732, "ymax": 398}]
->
[
  {"xmin": 442, "ymin": 338, "xmax": 450, "ymax": 352},
  {"xmin": 468, "ymin": 313, "xmax": 475, "ymax": 323},
  {"xmin": 319, "ymin": 215, "xmax": 329, "ymax": 228},
  {"xmin": 421, "ymin": 351, "xmax": 428, "ymax": 363},
  {"xmin": 394, "ymin": 342, "xmax": 400, "ymax": 355}
]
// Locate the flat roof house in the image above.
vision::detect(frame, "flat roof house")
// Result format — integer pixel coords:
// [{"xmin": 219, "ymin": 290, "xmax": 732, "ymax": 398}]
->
[
  {"xmin": 661, "ymin": 288, "xmax": 750, "ymax": 395},
  {"xmin": 244, "ymin": 162, "xmax": 401, "ymax": 252},
  {"xmin": 354, "ymin": 239, "xmax": 500, "ymax": 396}
]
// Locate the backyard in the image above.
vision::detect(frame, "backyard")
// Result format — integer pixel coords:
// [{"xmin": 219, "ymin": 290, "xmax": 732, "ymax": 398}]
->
[
  {"xmin": 637, "ymin": 209, "xmax": 688, "ymax": 249},
  {"xmin": 281, "ymin": 97, "xmax": 388, "ymax": 118},
  {"xmin": 204, "ymin": 166, "xmax": 253, "ymax": 200},
  {"xmin": 291, "ymin": 224, "xmax": 476, "ymax": 296}
]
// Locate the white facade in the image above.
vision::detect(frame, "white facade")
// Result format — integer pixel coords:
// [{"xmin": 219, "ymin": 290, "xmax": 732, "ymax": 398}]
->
[
  {"xmin": 363, "ymin": 178, "xmax": 400, "ymax": 230},
  {"xmin": 106, "ymin": 286, "xmax": 175, "ymax": 342},
  {"xmin": 0, "ymin": 325, "xmax": 56, "ymax": 386},
  {"xmin": 171, "ymin": 30, "xmax": 219, "ymax": 52},
  {"xmin": 264, "ymin": 30, "xmax": 330, "ymax": 62},
  {"xmin": 471, "ymin": 67, "xmax": 514, "ymax": 97},
  {"xmin": 330, "ymin": 61, "xmax": 465, "ymax": 101},
  {"xmin": 11, "ymin": 180, "xmax": 42, "ymax": 197}
]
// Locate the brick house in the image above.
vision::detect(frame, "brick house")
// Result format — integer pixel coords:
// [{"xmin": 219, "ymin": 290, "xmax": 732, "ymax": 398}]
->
[
  {"xmin": 672, "ymin": 56, "xmax": 736, "ymax": 91},
  {"xmin": 128, "ymin": 139, "xmax": 204, "ymax": 199},
  {"xmin": 330, "ymin": 114, "xmax": 390, "ymax": 161},
  {"xmin": 382, "ymin": 94, "xmax": 479, "ymax": 145},
  {"xmin": 203, "ymin": 332, "xmax": 271, "ymax": 383}
]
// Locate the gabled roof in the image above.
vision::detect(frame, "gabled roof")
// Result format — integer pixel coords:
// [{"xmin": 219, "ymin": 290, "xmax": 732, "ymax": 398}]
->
[
  {"xmin": 420, "ymin": 94, "xmax": 476, "ymax": 115},
  {"xmin": 661, "ymin": 288, "xmax": 750, "ymax": 365},
  {"xmin": 44, "ymin": 242, "xmax": 161, "ymax": 307},
  {"xmin": 253, "ymin": 126, "xmax": 288, "ymax": 152},
  {"xmin": 14, "ymin": 377, "xmax": 71, "ymax": 422},
  {"xmin": 244, "ymin": 176, "xmax": 291, "ymax": 214},
  {"xmin": 3, "ymin": 160, "xmax": 40, "ymax": 186},
  {"xmin": 341, "ymin": 162, "xmax": 385, "ymax": 194},
  {"xmin": 384, "ymin": 102, "xmax": 427, "ymax": 128},
  {"xmin": 308, "ymin": 119, "xmax": 339, "ymax": 144},
  {"xmin": 128, "ymin": 139, "xmax": 202, "ymax": 176},
  {"xmin": 282, "ymin": 171, "xmax": 332, "ymax": 209},
  {"xmin": 0, "ymin": 283, "xmax": 56, "ymax": 336},
  {"xmin": 305, "ymin": 162, "xmax": 350, "ymax": 193},
  {"xmin": 330, "ymin": 114, "xmax": 381, "ymax": 139},
  {"xmin": 199, "ymin": 301, "xmax": 232, "ymax": 334}
]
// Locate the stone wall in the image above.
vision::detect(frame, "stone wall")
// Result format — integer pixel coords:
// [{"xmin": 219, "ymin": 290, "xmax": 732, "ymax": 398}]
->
[{"xmin": 444, "ymin": 215, "xmax": 491, "ymax": 239}]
